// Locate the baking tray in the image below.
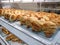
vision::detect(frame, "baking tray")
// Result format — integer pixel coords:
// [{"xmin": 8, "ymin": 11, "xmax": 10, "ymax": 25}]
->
[
  {"xmin": 14, "ymin": 21, "xmax": 59, "ymax": 41},
  {"xmin": 1, "ymin": 17, "xmax": 59, "ymax": 41}
]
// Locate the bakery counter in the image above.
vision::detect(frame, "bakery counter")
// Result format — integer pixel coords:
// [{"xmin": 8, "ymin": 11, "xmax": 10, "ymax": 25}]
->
[{"xmin": 0, "ymin": 17, "xmax": 60, "ymax": 45}]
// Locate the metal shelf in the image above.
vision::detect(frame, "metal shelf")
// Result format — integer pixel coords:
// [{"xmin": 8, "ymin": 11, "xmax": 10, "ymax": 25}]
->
[
  {"xmin": 0, "ymin": 35, "xmax": 9, "ymax": 45},
  {"xmin": 0, "ymin": 27, "xmax": 28, "ymax": 45},
  {"xmin": 0, "ymin": 17, "xmax": 51, "ymax": 45},
  {"xmin": 0, "ymin": 17, "xmax": 60, "ymax": 45},
  {"xmin": 38, "ymin": 7, "xmax": 60, "ymax": 11}
]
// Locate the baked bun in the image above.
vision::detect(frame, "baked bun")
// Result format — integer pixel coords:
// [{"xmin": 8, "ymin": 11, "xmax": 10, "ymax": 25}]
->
[
  {"xmin": 0, "ymin": 9, "xmax": 2, "ymax": 16},
  {"xmin": 44, "ymin": 28, "xmax": 56, "ymax": 38},
  {"xmin": 9, "ymin": 14, "xmax": 17, "ymax": 22},
  {"xmin": 6, "ymin": 34, "xmax": 22, "ymax": 43},
  {"xmin": 2, "ymin": 27, "xmax": 10, "ymax": 35}
]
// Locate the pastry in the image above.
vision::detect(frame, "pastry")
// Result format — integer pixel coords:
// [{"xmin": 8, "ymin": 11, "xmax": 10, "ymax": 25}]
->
[
  {"xmin": 26, "ymin": 17, "xmax": 42, "ymax": 31},
  {"xmin": 6, "ymin": 34, "xmax": 22, "ymax": 43},
  {"xmin": 9, "ymin": 14, "xmax": 17, "ymax": 22},
  {"xmin": 6, "ymin": 34, "xmax": 13, "ymax": 41},
  {"xmin": 0, "ymin": 9, "xmax": 2, "ymax": 16},
  {"xmin": 44, "ymin": 28, "xmax": 56, "ymax": 38},
  {"xmin": 2, "ymin": 27, "xmax": 10, "ymax": 35},
  {"xmin": 4, "ymin": 14, "xmax": 11, "ymax": 20},
  {"xmin": 0, "ymin": 9, "xmax": 5, "ymax": 16}
]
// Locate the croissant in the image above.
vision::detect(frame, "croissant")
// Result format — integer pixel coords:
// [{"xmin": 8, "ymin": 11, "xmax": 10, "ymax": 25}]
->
[
  {"xmin": 11, "ymin": 36, "xmax": 22, "ymax": 43},
  {"xmin": 20, "ymin": 12, "xmax": 33, "ymax": 25},
  {"xmin": 51, "ymin": 16, "xmax": 60, "ymax": 27},
  {"xmin": 3, "ymin": 9, "xmax": 13, "ymax": 20},
  {"xmin": 2, "ymin": 27, "xmax": 10, "ymax": 35},
  {"xmin": 16, "ymin": 10, "xmax": 27, "ymax": 21},
  {"xmin": 6, "ymin": 34, "xmax": 22, "ymax": 43},
  {"xmin": 4, "ymin": 14, "xmax": 11, "ymax": 20},
  {"xmin": 42, "ymin": 21, "xmax": 57, "ymax": 38},
  {"xmin": 6, "ymin": 34, "xmax": 14, "ymax": 41},
  {"xmin": 47, "ymin": 13, "xmax": 58, "ymax": 20},
  {"xmin": 26, "ymin": 17, "xmax": 42, "ymax": 31},
  {"xmin": 0, "ymin": 9, "xmax": 6, "ymax": 16},
  {"xmin": 0, "ymin": 9, "xmax": 2, "ymax": 16},
  {"xmin": 44, "ymin": 28, "xmax": 57, "ymax": 38},
  {"xmin": 20, "ymin": 16, "xmax": 29, "ymax": 25}
]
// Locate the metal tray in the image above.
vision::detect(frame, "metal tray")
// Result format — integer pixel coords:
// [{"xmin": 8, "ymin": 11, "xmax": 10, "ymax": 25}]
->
[{"xmin": 0, "ymin": 17, "xmax": 60, "ymax": 45}]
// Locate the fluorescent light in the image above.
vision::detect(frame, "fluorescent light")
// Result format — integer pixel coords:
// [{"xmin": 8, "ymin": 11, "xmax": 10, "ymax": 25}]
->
[
  {"xmin": 22, "ymin": 0, "xmax": 33, "ymax": 2},
  {"xmin": 14, "ymin": 0, "xmax": 21, "ymax": 1},
  {"xmin": 1, "ymin": 1, "xmax": 9, "ymax": 2},
  {"xmin": 34, "ymin": 0, "xmax": 44, "ymax": 2}
]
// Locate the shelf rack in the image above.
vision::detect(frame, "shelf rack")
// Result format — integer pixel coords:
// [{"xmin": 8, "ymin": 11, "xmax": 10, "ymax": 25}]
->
[
  {"xmin": 0, "ymin": 17, "xmax": 60, "ymax": 45},
  {"xmin": 0, "ymin": 17, "xmax": 52, "ymax": 45}
]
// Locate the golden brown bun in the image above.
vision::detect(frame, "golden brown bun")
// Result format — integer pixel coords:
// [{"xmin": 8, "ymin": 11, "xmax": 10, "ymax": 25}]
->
[
  {"xmin": 6, "ymin": 34, "xmax": 22, "ymax": 43},
  {"xmin": 4, "ymin": 14, "xmax": 11, "ymax": 20},
  {"xmin": 2, "ymin": 27, "xmax": 10, "ymax": 35},
  {"xmin": 6, "ymin": 34, "xmax": 15, "ymax": 41},
  {"xmin": 0, "ymin": 9, "xmax": 2, "ymax": 16},
  {"xmin": 26, "ymin": 17, "xmax": 42, "ymax": 31},
  {"xmin": 16, "ymin": 15, "xmax": 21, "ymax": 21},
  {"xmin": 0, "ymin": 9, "xmax": 5, "ymax": 16},
  {"xmin": 9, "ymin": 14, "xmax": 17, "ymax": 22},
  {"xmin": 44, "ymin": 28, "xmax": 56, "ymax": 38}
]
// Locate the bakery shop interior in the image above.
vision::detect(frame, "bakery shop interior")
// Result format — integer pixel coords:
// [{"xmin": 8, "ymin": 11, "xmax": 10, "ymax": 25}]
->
[{"xmin": 0, "ymin": 0, "xmax": 60, "ymax": 45}]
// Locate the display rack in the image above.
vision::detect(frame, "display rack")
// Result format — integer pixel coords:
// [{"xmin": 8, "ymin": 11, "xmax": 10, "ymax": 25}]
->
[
  {"xmin": 0, "ymin": 17, "xmax": 53, "ymax": 45},
  {"xmin": 0, "ymin": 17, "xmax": 60, "ymax": 45}
]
